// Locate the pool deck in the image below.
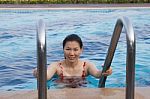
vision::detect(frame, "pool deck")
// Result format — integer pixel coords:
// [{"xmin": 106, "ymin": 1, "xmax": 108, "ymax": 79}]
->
[
  {"xmin": 0, "ymin": 87, "xmax": 150, "ymax": 99},
  {"xmin": 0, "ymin": 3, "xmax": 150, "ymax": 9}
]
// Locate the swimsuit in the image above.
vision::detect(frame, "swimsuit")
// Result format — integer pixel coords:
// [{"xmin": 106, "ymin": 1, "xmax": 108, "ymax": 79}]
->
[{"xmin": 58, "ymin": 62, "xmax": 86, "ymax": 80}]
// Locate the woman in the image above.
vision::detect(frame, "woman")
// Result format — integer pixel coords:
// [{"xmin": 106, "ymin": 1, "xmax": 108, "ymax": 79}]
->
[{"xmin": 33, "ymin": 34, "xmax": 112, "ymax": 88}]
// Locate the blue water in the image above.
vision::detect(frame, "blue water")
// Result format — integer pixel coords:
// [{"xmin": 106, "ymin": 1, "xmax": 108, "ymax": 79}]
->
[{"xmin": 0, "ymin": 8, "xmax": 150, "ymax": 90}]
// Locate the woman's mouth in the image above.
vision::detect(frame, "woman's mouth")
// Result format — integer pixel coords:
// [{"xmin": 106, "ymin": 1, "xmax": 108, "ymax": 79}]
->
[{"xmin": 68, "ymin": 57, "xmax": 75, "ymax": 60}]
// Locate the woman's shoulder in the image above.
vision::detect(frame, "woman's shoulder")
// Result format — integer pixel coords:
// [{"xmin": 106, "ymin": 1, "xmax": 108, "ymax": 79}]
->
[
  {"xmin": 47, "ymin": 61, "xmax": 62, "ymax": 70},
  {"xmin": 81, "ymin": 60, "xmax": 94, "ymax": 66},
  {"xmin": 48, "ymin": 61, "xmax": 62, "ymax": 67}
]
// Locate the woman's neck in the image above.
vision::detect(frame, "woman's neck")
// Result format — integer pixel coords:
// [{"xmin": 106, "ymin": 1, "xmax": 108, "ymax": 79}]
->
[{"xmin": 64, "ymin": 59, "xmax": 79, "ymax": 68}]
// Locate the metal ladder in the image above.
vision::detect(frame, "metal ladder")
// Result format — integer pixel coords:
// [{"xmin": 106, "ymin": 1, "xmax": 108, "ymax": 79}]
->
[
  {"xmin": 36, "ymin": 16, "xmax": 135, "ymax": 99},
  {"xmin": 37, "ymin": 19, "xmax": 47, "ymax": 99},
  {"xmin": 98, "ymin": 17, "xmax": 136, "ymax": 99}
]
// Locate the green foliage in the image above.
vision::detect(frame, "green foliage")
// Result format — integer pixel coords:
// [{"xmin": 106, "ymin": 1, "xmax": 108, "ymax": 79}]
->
[{"xmin": 0, "ymin": 0, "xmax": 150, "ymax": 4}]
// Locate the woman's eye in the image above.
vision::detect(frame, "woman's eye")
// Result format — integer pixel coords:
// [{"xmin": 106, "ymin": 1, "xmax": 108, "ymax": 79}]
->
[
  {"xmin": 66, "ymin": 49, "xmax": 70, "ymax": 50},
  {"xmin": 74, "ymin": 49, "xmax": 78, "ymax": 51},
  {"xmin": 65, "ymin": 48, "xmax": 79, "ymax": 51}
]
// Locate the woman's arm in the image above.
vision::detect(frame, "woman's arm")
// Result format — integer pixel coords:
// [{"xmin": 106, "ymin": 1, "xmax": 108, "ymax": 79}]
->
[
  {"xmin": 87, "ymin": 62, "xmax": 112, "ymax": 78},
  {"xmin": 87, "ymin": 62, "xmax": 102, "ymax": 78},
  {"xmin": 33, "ymin": 62, "xmax": 57, "ymax": 81},
  {"xmin": 47, "ymin": 62, "xmax": 57, "ymax": 80}
]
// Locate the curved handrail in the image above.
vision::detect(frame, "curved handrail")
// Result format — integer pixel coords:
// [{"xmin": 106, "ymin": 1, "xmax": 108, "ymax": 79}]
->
[
  {"xmin": 37, "ymin": 19, "xmax": 47, "ymax": 99},
  {"xmin": 98, "ymin": 17, "xmax": 135, "ymax": 99}
]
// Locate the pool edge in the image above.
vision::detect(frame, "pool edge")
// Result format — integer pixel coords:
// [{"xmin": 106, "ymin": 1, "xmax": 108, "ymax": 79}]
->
[
  {"xmin": 0, "ymin": 4, "xmax": 150, "ymax": 10},
  {"xmin": 0, "ymin": 87, "xmax": 149, "ymax": 99}
]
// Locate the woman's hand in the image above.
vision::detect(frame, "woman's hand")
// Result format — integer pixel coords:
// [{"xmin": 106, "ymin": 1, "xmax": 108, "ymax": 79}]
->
[
  {"xmin": 102, "ymin": 67, "xmax": 112, "ymax": 76},
  {"xmin": 33, "ymin": 68, "xmax": 38, "ymax": 78}
]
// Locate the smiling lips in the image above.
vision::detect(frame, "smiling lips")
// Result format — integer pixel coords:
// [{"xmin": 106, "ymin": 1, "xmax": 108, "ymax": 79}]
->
[{"xmin": 68, "ymin": 57, "xmax": 76, "ymax": 60}]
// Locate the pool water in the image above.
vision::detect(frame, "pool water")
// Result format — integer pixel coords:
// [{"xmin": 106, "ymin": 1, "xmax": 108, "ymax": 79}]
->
[{"xmin": 0, "ymin": 8, "xmax": 150, "ymax": 90}]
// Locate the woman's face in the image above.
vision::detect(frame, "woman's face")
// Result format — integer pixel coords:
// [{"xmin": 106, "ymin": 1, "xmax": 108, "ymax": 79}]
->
[{"xmin": 64, "ymin": 41, "xmax": 83, "ymax": 63}]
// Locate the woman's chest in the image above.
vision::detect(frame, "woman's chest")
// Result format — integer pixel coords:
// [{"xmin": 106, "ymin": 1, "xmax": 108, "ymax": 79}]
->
[{"xmin": 56, "ymin": 67, "xmax": 87, "ymax": 76}]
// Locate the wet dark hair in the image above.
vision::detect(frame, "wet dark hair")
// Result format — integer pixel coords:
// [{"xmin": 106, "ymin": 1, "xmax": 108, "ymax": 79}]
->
[{"xmin": 63, "ymin": 34, "xmax": 83, "ymax": 49}]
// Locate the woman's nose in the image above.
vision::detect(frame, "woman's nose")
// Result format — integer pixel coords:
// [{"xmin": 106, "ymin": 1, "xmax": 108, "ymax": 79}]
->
[{"xmin": 69, "ymin": 50, "xmax": 74, "ymax": 55}]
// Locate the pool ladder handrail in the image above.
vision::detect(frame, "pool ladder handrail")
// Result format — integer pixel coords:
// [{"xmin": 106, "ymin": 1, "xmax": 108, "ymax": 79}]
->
[
  {"xmin": 98, "ymin": 16, "xmax": 136, "ymax": 99},
  {"xmin": 37, "ymin": 19, "xmax": 47, "ymax": 99}
]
